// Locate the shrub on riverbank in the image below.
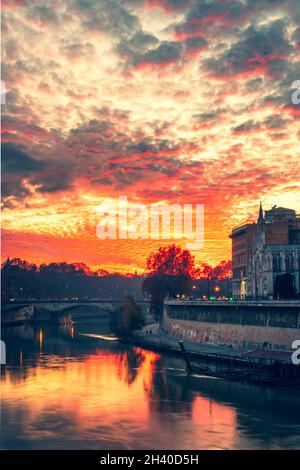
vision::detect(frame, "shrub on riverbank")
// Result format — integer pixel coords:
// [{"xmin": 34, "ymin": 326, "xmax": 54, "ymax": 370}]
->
[{"xmin": 109, "ymin": 295, "xmax": 145, "ymax": 338}]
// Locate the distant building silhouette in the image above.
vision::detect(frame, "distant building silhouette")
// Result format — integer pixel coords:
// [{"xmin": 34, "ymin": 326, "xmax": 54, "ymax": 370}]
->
[{"xmin": 230, "ymin": 204, "xmax": 300, "ymax": 299}]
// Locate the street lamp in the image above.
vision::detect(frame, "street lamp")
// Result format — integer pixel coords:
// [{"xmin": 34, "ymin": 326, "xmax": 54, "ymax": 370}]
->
[{"xmin": 214, "ymin": 286, "xmax": 221, "ymax": 297}]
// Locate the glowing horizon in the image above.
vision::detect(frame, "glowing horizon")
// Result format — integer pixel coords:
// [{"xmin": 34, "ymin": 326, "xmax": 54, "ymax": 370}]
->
[{"xmin": 2, "ymin": 0, "xmax": 300, "ymax": 273}]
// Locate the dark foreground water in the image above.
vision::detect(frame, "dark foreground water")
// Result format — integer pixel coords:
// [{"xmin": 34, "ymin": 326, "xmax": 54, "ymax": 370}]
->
[{"xmin": 1, "ymin": 320, "xmax": 300, "ymax": 450}]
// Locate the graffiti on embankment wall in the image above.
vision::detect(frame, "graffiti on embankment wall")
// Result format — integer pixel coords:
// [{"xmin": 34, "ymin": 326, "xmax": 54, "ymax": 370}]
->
[{"xmin": 163, "ymin": 301, "xmax": 300, "ymax": 350}]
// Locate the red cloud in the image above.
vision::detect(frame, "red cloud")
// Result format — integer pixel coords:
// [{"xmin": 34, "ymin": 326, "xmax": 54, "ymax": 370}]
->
[
  {"xmin": 2, "ymin": 0, "xmax": 25, "ymax": 8},
  {"xmin": 146, "ymin": 0, "xmax": 190, "ymax": 15}
]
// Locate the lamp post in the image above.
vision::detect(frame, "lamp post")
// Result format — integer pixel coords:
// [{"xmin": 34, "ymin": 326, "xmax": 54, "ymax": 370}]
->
[{"xmin": 214, "ymin": 286, "xmax": 221, "ymax": 298}]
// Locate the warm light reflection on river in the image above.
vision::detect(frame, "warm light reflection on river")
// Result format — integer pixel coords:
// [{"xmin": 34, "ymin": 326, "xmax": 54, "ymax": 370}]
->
[{"xmin": 1, "ymin": 321, "xmax": 300, "ymax": 449}]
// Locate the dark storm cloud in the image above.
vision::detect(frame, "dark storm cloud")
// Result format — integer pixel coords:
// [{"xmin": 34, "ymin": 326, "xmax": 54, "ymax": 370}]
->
[
  {"xmin": 70, "ymin": 0, "xmax": 192, "ymax": 68},
  {"xmin": 232, "ymin": 114, "xmax": 289, "ymax": 134},
  {"xmin": 277, "ymin": 62, "xmax": 300, "ymax": 100},
  {"xmin": 60, "ymin": 43, "xmax": 96, "ymax": 60},
  {"xmin": 245, "ymin": 77, "xmax": 264, "ymax": 91},
  {"xmin": 204, "ymin": 20, "xmax": 292, "ymax": 79},
  {"xmin": 71, "ymin": 0, "xmax": 168, "ymax": 70},
  {"xmin": 292, "ymin": 27, "xmax": 300, "ymax": 47},
  {"xmin": 1, "ymin": 143, "xmax": 75, "ymax": 206},
  {"xmin": 173, "ymin": 0, "xmax": 300, "ymax": 37},
  {"xmin": 130, "ymin": 41, "xmax": 182, "ymax": 67},
  {"xmin": 261, "ymin": 94, "xmax": 286, "ymax": 106},
  {"xmin": 1, "ymin": 143, "xmax": 45, "ymax": 203},
  {"xmin": 259, "ymin": 59, "xmax": 300, "ymax": 113},
  {"xmin": 72, "ymin": 0, "xmax": 141, "ymax": 37},
  {"xmin": 117, "ymin": 31, "xmax": 159, "ymax": 57},
  {"xmin": 124, "ymin": 136, "xmax": 197, "ymax": 156},
  {"xmin": 187, "ymin": 0, "xmax": 246, "ymax": 24},
  {"xmin": 193, "ymin": 110, "xmax": 223, "ymax": 123},
  {"xmin": 2, "ymin": 143, "xmax": 45, "ymax": 175},
  {"xmin": 232, "ymin": 120, "xmax": 261, "ymax": 134},
  {"xmin": 174, "ymin": 0, "xmax": 248, "ymax": 39},
  {"xmin": 263, "ymin": 115, "xmax": 289, "ymax": 129},
  {"xmin": 184, "ymin": 36, "xmax": 207, "ymax": 54},
  {"xmin": 27, "ymin": 5, "xmax": 59, "ymax": 24},
  {"xmin": 60, "ymin": 115, "xmax": 199, "ymax": 191}
]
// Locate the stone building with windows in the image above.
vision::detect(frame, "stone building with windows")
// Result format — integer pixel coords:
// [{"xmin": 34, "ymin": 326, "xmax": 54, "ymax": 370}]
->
[{"xmin": 230, "ymin": 204, "xmax": 300, "ymax": 299}]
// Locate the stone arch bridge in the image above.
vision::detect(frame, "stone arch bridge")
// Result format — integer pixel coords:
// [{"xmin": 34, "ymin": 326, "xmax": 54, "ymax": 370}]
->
[{"xmin": 2, "ymin": 300, "xmax": 151, "ymax": 326}]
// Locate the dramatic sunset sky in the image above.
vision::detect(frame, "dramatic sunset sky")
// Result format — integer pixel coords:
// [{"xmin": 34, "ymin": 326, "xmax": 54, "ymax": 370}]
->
[{"xmin": 2, "ymin": 0, "xmax": 300, "ymax": 273}]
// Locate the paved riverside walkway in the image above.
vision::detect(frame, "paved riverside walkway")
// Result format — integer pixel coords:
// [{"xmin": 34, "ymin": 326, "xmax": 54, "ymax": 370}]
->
[{"xmin": 131, "ymin": 323, "xmax": 247, "ymax": 360}]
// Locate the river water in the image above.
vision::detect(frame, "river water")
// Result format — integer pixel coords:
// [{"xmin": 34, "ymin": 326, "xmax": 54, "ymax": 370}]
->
[{"xmin": 1, "ymin": 320, "xmax": 300, "ymax": 450}]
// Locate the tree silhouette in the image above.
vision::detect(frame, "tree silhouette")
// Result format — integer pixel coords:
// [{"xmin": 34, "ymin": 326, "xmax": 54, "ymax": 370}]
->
[
  {"xmin": 1, "ymin": 255, "xmax": 232, "ymax": 303},
  {"xmin": 143, "ymin": 244, "xmax": 195, "ymax": 320},
  {"xmin": 1, "ymin": 258, "xmax": 144, "ymax": 301},
  {"xmin": 213, "ymin": 260, "xmax": 232, "ymax": 280},
  {"xmin": 194, "ymin": 263, "xmax": 214, "ymax": 298}
]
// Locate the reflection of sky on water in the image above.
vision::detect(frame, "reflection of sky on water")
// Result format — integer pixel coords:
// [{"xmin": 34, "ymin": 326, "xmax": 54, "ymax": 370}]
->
[{"xmin": 1, "ymin": 323, "xmax": 300, "ymax": 450}]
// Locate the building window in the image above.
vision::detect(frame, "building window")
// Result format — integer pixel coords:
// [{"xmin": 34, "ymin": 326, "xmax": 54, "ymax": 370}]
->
[
  {"xmin": 286, "ymin": 255, "xmax": 294, "ymax": 272},
  {"xmin": 273, "ymin": 256, "xmax": 281, "ymax": 272}
]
